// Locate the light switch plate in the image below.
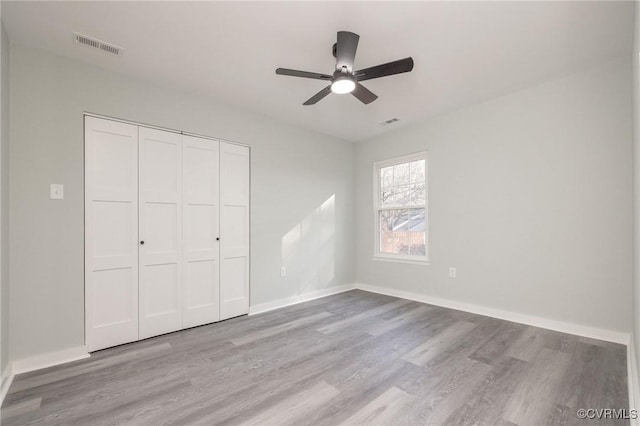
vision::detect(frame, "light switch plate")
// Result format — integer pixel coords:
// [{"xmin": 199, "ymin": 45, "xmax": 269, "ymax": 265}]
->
[{"xmin": 50, "ymin": 184, "xmax": 64, "ymax": 200}]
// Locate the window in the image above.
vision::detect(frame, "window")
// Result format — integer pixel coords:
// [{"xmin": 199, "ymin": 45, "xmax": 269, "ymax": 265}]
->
[{"xmin": 374, "ymin": 152, "xmax": 428, "ymax": 263}]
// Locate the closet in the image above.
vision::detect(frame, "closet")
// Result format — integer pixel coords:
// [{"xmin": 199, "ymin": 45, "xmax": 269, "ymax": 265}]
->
[{"xmin": 84, "ymin": 116, "xmax": 250, "ymax": 352}]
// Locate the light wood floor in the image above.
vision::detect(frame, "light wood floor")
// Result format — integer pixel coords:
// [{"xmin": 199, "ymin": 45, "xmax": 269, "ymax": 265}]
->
[{"xmin": 1, "ymin": 290, "xmax": 628, "ymax": 425}]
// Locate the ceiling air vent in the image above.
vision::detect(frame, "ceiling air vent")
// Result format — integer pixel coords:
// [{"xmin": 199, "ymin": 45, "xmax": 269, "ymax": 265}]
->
[
  {"xmin": 381, "ymin": 118, "xmax": 400, "ymax": 126},
  {"xmin": 74, "ymin": 33, "xmax": 124, "ymax": 56}
]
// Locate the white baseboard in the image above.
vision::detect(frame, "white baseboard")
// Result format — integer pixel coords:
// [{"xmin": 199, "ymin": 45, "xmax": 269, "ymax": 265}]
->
[
  {"xmin": 11, "ymin": 346, "xmax": 90, "ymax": 376},
  {"xmin": 1, "ymin": 363, "xmax": 14, "ymax": 405},
  {"xmin": 355, "ymin": 283, "xmax": 630, "ymax": 345},
  {"xmin": 628, "ymin": 336, "xmax": 639, "ymax": 424},
  {"xmin": 249, "ymin": 284, "xmax": 357, "ymax": 315}
]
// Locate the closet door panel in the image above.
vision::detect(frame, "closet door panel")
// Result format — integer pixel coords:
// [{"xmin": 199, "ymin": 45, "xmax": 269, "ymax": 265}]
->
[
  {"xmin": 182, "ymin": 136, "xmax": 220, "ymax": 328},
  {"xmin": 220, "ymin": 142, "xmax": 250, "ymax": 320},
  {"xmin": 139, "ymin": 127, "xmax": 183, "ymax": 339},
  {"xmin": 85, "ymin": 116, "xmax": 139, "ymax": 352}
]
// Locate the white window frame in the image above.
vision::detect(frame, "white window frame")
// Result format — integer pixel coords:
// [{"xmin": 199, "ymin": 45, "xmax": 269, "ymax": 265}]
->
[{"xmin": 373, "ymin": 151, "xmax": 429, "ymax": 264}]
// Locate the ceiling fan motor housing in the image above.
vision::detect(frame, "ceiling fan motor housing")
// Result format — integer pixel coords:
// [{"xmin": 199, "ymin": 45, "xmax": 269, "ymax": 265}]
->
[{"xmin": 334, "ymin": 68, "xmax": 351, "ymax": 79}]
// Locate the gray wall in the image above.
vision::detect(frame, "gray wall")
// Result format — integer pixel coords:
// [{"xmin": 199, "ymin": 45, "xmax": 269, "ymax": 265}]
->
[
  {"xmin": 633, "ymin": 0, "xmax": 640, "ymax": 390},
  {"xmin": 9, "ymin": 45, "xmax": 355, "ymax": 361},
  {"xmin": 1, "ymin": 22, "xmax": 9, "ymax": 376},
  {"xmin": 355, "ymin": 57, "xmax": 633, "ymax": 333}
]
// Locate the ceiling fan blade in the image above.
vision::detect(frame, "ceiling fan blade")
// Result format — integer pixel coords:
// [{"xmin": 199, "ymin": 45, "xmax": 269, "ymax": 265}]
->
[
  {"xmin": 354, "ymin": 57, "xmax": 414, "ymax": 82},
  {"xmin": 336, "ymin": 31, "xmax": 359, "ymax": 72},
  {"xmin": 276, "ymin": 68, "xmax": 332, "ymax": 81},
  {"xmin": 351, "ymin": 83, "xmax": 378, "ymax": 104},
  {"xmin": 303, "ymin": 85, "xmax": 332, "ymax": 105}
]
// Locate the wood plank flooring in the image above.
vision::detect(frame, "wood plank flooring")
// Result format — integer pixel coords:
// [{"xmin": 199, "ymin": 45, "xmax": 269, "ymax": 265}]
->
[{"xmin": 1, "ymin": 290, "xmax": 629, "ymax": 425}]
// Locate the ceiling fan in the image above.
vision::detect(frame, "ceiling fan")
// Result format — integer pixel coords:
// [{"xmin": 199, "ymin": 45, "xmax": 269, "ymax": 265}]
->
[{"xmin": 275, "ymin": 31, "xmax": 414, "ymax": 106}]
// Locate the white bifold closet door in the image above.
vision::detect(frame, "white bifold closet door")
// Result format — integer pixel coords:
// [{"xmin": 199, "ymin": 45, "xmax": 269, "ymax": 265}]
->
[
  {"xmin": 220, "ymin": 143, "xmax": 250, "ymax": 320},
  {"xmin": 182, "ymin": 135, "xmax": 220, "ymax": 328},
  {"xmin": 86, "ymin": 116, "xmax": 249, "ymax": 352},
  {"xmin": 138, "ymin": 127, "xmax": 183, "ymax": 339},
  {"xmin": 85, "ymin": 117, "xmax": 140, "ymax": 352}
]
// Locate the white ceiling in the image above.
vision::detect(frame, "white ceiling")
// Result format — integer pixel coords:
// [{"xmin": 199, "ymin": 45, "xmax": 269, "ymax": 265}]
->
[{"xmin": 2, "ymin": 1, "xmax": 633, "ymax": 142}]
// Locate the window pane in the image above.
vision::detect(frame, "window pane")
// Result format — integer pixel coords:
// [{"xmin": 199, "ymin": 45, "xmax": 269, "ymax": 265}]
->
[
  {"xmin": 380, "ymin": 209, "xmax": 408, "ymax": 232},
  {"xmin": 409, "ymin": 209, "xmax": 426, "ymax": 255},
  {"xmin": 380, "ymin": 230, "xmax": 417, "ymax": 255},
  {"xmin": 410, "ymin": 182, "xmax": 425, "ymax": 205},
  {"xmin": 379, "ymin": 209, "xmax": 425, "ymax": 256},
  {"xmin": 380, "ymin": 166, "xmax": 393, "ymax": 190},
  {"xmin": 380, "ymin": 228, "xmax": 411, "ymax": 254},
  {"xmin": 410, "ymin": 160, "xmax": 425, "ymax": 184},
  {"xmin": 381, "ymin": 189, "xmax": 394, "ymax": 207},
  {"xmin": 394, "ymin": 162, "xmax": 410, "ymax": 185},
  {"xmin": 393, "ymin": 209, "xmax": 409, "ymax": 231},
  {"xmin": 393, "ymin": 184, "xmax": 411, "ymax": 207},
  {"xmin": 409, "ymin": 208, "xmax": 425, "ymax": 232},
  {"xmin": 410, "ymin": 236, "xmax": 426, "ymax": 255},
  {"xmin": 379, "ymin": 210, "xmax": 393, "ymax": 232},
  {"xmin": 380, "ymin": 166, "xmax": 394, "ymax": 207}
]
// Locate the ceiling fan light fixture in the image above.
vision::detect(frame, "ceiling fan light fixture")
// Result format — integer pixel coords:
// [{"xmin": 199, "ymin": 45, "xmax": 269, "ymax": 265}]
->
[{"xmin": 331, "ymin": 76, "xmax": 356, "ymax": 94}]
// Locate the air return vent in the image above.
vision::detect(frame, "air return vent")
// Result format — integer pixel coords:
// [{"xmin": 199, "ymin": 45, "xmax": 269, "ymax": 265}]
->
[
  {"xmin": 74, "ymin": 33, "xmax": 124, "ymax": 56},
  {"xmin": 380, "ymin": 118, "xmax": 400, "ymax": 126}
]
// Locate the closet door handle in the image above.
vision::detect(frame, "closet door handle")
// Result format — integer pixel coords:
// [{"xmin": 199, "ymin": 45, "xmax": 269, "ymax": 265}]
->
[
  {"xmin": 216, "ymin": 237, "xmax": 220, "ymax": 241},
  {"xmin": 140, "ymin": 241, "xmax": 145, "ymax": 245}
]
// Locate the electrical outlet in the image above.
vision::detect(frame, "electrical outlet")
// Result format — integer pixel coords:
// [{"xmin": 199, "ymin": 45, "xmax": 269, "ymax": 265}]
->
[
  {"xmin": 280, "ymin": 267, "xmax": 287, "ymax": 277},
  {"xmin": 449, "ymin": 267, "xmax": 457, "ymax": 278}
]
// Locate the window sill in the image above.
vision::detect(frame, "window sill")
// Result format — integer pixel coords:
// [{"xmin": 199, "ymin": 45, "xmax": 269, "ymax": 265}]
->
[{"xmin": 372, "ymin": 256, "xmax": 431, "ymax": 266}]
